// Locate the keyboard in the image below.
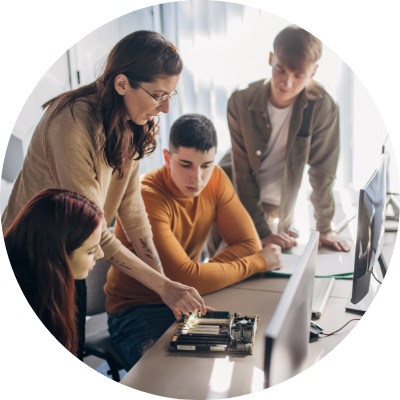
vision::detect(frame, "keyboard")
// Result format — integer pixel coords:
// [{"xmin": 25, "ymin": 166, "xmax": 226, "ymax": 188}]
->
[{"xmin": 312, "ymin": 277, "xmax": 335, "ymax": 319}]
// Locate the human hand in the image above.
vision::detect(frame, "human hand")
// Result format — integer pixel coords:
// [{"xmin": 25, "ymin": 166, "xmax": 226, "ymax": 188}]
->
[
  {"xmin": 158, "ymin": 279, "xmax": 209, "ymax": 320},
  {"xmin": 169, "ymin": 305, "xmax": 216, "ymax": 321},
  {"xmin": 319, "ymin": 231, "xmax": 351, "ymax": 252},
  {"xmin": 261, "ymin": 232, "xmax": 297, "ymax": 250},
  {"xmin": 259, "ymin": 243, "xmax": 283, "ymax": 272}
]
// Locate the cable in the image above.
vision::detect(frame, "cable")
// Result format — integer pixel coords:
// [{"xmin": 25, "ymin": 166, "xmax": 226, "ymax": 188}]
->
[
  {"xmin": 372, "ymin": 268, "xmax": 382, "ymax": 284},
  {"xmin": 319, "ymin": 318, "xmax": 361, "ymax": 337}
]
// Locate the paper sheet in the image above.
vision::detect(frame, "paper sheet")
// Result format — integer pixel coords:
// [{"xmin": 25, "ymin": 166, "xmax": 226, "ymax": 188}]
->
[{"xmin": 270, "ymin": 246, "xmax": 355, "ymax": 278}]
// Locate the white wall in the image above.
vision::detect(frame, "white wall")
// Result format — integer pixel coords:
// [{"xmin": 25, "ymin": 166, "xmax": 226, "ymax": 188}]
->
[
  {"xmin": 353, "ymin": 74, "xmax": 398, "ymax": 191},
  {"xmin": 1, "ymin": 1, "xmax": 395, "ymax": 209}
]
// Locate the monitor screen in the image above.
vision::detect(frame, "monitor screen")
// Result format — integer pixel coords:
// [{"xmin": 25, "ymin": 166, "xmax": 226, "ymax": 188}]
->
[
  {"xmin": 382, "ymin": 136, "xmax": 399, "ymax": 228},
  {"xmin": 348, "ymin": 155, "xmax": 387, "ymax": 312},
  {"xmin": 264, "ymin": 231, "xmax": 319, "ymax": 389}
]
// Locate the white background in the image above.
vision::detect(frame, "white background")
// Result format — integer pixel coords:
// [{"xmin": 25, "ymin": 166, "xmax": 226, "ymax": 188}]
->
[{"xmin": 1, "ymin": 1, "xmax": 399, "ymax": 399}]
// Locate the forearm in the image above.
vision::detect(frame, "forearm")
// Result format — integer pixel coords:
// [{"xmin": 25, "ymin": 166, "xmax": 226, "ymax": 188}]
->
[
  {"xmin": 109, "ymin": 244, "xmax": 207, "ymax": 317},
  {"xmin": 109, "ymin": 245, "xmax": 168, "ymax": 294},
  {"xmin": 130, "ymin": 236, "xmax": 164, "ymax": 275},
  {"xmin": 167, "ymin": 255, "xmax": 267, "ymax": 294}
]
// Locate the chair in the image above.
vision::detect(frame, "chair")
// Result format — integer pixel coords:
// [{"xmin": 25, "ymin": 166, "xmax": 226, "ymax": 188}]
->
[{"xmin": 83, "ymin": 258, "xmax": 130, "ymax": 381}]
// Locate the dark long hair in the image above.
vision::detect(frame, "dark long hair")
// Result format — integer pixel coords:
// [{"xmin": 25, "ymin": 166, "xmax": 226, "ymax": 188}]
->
[
  {"xmin": 43, "ymin": 30, "xmax": 183, "ymax": 177},
  {"xmin": 4, "ymin": 188, "xmax": 103, "ymax": 355}
]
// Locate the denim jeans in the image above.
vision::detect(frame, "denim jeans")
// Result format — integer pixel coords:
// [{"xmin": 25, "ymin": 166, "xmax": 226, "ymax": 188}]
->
[{"xmin": 108, "ymin": 304, "xmax": 176, "ymax": 369}]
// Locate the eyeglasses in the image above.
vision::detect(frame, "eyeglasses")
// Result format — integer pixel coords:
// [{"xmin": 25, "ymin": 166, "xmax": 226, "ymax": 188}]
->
[{"xmin": 136, "ymin": 83, "xmax": 178, "ymax": 105}]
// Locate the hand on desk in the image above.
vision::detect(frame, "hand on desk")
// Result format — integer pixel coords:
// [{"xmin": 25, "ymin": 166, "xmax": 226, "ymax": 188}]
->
[
  {"xmin": 319, "ymin": 231, "xmax": 351, "ymax": 252},
  {"xmin": 261, "ymin": 232, "xmax": 297, "ymax": 250},
  {"xmin": 259, "ymin": 243, "xmax": 283, "ymax": 272}
]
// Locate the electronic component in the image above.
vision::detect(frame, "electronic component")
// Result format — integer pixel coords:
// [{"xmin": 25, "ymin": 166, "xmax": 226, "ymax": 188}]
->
[
  {"xmin": 309, "ymin": 322, "xmax": 324, "ymax": 343},
  {"xmin": 169, "ymin": 311, "xmax": 259, "ymax": 354}
]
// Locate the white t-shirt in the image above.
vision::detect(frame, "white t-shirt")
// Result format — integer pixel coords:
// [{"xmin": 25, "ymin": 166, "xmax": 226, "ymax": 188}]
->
[{"xmin": 259, "ymin": 102, "xmax": 293, "ymax": 206}]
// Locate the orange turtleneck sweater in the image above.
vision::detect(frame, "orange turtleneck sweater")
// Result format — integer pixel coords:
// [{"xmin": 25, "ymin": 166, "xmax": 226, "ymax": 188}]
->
[{"xmin": 104, "ymin": 164, "xmax": 268, "ymax": 314}]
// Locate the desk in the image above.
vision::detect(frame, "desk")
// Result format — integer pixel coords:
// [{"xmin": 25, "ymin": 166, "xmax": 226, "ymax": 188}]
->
[
  {"xmin": 120, "ymin": 275, "xmax": 358, "ymax": 399},
  {"xmin": 120, "ymin": 194, "xmax": 397, "ymax": 399}
]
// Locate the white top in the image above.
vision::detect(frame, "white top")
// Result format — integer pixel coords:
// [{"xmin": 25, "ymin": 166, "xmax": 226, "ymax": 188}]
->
[{"xmin": 259, "ymin": 102, "xmax": 293, "ymax": 206}]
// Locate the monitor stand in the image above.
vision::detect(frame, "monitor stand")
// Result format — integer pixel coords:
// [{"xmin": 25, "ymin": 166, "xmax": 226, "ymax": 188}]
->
[
  {"xmin": 378, "ymin": 253, "xmax": 388, "ymax": 278},
  {"xmin": 386, "ymin": 193, "xmax": 400, "ymax": 220},
  {"xmin": 385, "ymin": 194, "xmax": 399, "ymax": 233},
  {"xmin": 345, "ymin": 277, "xmax": 380, "ymax": 315}
]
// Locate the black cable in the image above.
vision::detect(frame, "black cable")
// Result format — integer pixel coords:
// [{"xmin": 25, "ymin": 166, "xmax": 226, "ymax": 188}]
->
[{"xmin": 372, "ymin": 268, "xmax": 382, "ymax": 284}]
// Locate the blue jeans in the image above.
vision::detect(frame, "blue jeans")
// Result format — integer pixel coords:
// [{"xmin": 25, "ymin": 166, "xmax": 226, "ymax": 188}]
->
[{"xmin": 108, "ymin": 304, "xmax": 176, "ymax": 369}]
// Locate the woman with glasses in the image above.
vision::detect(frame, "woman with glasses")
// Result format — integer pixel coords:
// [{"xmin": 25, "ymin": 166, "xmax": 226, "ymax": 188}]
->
[{"xmin": 2, "ymin": 30, "xmax": 207, "ymax": 359}]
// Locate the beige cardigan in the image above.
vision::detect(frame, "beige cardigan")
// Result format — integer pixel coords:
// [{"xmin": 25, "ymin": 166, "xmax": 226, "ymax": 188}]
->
[{"xmin": 2, "ymin": 98, "xmax": 152, "ymax": 259}]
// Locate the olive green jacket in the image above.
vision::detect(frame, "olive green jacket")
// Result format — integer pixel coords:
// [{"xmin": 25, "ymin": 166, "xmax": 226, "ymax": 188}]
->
[{"xmin": 225, "ymin": 78, "xmax": 339, "ymax": 238}]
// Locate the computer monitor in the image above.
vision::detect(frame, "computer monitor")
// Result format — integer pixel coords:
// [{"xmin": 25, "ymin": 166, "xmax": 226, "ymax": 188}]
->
[
  {"xmin": 264, "ymin": 231, "xmax": 319, "ymax": 389},
  {"xmin": 382, "ymin": 135, "xmax": 399, "ymax": 227},
  {"xmin": 346, "ymin": 155, "xmax": 388, "ymax": 315}
]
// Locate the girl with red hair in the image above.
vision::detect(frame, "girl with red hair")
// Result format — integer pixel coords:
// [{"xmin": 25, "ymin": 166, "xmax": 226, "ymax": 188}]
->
[{"xmin": 4, "ymin": 188, "xmax": 104, "ymax": 357}]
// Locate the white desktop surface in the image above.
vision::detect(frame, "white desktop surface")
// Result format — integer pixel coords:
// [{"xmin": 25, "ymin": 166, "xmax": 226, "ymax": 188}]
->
[
  {"xmin": 121, "ymin": 288, "xmax": 281, "ymax": 399},
  {"xmin": 305, "ymin": 296, "xmax": 360, "ymax": 369},
  {"xmin": 232, "ymin": 253, "xmax": 355, "ymax": 293},
  {"xmin": 233, "ymin": 274, "xmax": 353, "ymax": 299},
  {"xmin": 120, "ymin": 278, "xmax": 359, "ymax": 399},
  {"xmin": 272, "ymin": 248, "xmax": 355, "ymax": 277}
]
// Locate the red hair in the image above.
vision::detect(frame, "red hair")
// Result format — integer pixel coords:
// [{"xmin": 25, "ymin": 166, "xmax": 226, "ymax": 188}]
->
[{"xmin": 4, "ymin": 188, "xmax": 103, "ymax": 355}]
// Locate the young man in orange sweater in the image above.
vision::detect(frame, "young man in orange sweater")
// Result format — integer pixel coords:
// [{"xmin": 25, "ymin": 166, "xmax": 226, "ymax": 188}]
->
[{"xmin": 105, "ymin": 113, "xmax": 282, "ymax": 368}]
